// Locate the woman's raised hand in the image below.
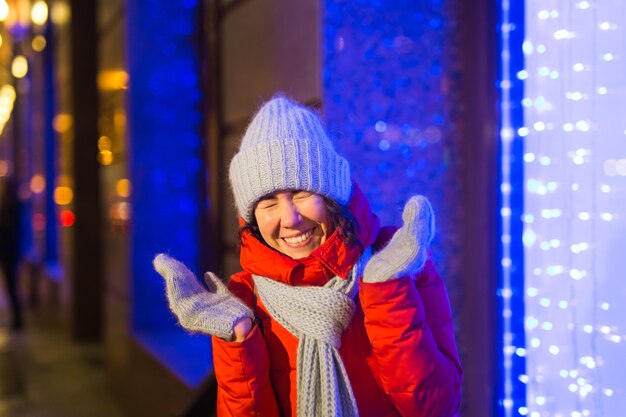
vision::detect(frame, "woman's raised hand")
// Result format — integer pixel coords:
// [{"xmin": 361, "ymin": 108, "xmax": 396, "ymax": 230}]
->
[
  {"xmin": 363, "ymin": 195, "xmax": 435, "ymax": 283},
  {"xmin": 153, "ymin": 253, "xmax": 253, "ymax": 341}
]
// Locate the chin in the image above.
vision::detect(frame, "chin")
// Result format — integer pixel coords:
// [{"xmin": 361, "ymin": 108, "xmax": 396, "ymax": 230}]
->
[
  {"xmin": 284, "ymin": 248, "xmax": 313, "ymax": 259},
  {"xmin": 279, "ymin": 242, "xmax": 319, "ymax": 259}
]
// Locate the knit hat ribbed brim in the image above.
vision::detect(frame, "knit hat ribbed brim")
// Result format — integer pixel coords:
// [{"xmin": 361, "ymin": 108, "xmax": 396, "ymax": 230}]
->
[{"xmin": 229, "ymin": 95, "xmax": 351, "ymax": 222}]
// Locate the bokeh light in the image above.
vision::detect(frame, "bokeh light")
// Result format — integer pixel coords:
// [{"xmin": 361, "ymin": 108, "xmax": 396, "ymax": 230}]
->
[
  {"xmin": 54, "ymin": 186, "xmax": 73, "ymax": 205},
  {"xmin": 11, "ymin": 55, "xmax": 29, "ymax": 79},
  {"xmin": 30, "ymin": 174, "xmax": 46, "ymax": 193},
  {"xmin": 31, "ymin": 0, "xmax": 48, "ymax": 25},
  {"xmin": 53, "ymin": 113, "xmax": 73, "ymax": 133},
  {"xmin": 60, "ymin": 210, "xmax": 75, "ymax": 227},
  {"xmin": 32, "ymin": 35, "xmax": 47, "ymax": 52},
  {"xmin": 116, "ymin": 179, "xmax": 131, "ymax": 198},
  {"xmin": 0, "ymin": 0, "xmax": 8, "ymax": 22}
]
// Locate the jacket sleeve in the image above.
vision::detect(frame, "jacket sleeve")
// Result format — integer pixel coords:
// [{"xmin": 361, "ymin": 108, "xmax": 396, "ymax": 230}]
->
[
  {"xmin": 358, "ymin": 255, "xmax": 462, "ymax": 417},
  {"xmin": 211, "ymin": 272, "xmax": 280, "ymax": 417}
]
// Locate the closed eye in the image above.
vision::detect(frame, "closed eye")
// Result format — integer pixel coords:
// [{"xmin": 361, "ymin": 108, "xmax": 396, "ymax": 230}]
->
[
  {"xmin": 293, "ymin": 191, "xmax": 313, "ymax": 200},
  {"xmin": 257, "ymin": 203, "xmax": 276, "ymax": 210},
  {"xmin": 256, "ymin": 198, "xmax": 278, "ymax": 210}
]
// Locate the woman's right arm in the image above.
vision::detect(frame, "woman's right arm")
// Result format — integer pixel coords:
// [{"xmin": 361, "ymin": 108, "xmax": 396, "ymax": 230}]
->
[{"xmin": 211, "ymin": 272, "xmax": 280, "ymax": 417}]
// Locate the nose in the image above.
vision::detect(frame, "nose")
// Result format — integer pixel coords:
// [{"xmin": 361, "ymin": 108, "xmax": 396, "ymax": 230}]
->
[{"xmin": 279, "ymin": 200, "xmax": 301, "ymax": 228}]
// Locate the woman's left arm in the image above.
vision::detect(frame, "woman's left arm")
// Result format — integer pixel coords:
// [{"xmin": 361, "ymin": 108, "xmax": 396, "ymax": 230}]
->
[{"xmin": 359, "ymin": 255, "xmax": 462, "ymax": 417}]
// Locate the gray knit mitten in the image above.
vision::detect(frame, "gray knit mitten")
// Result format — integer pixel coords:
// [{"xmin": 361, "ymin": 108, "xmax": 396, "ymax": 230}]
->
[
  {"xmin": 362, "ymin": 195, "xmax": 435, "ymax": 283},
  {"xmin": 153, "ymin": 253, "xmax": 253, "ymax": 341}
]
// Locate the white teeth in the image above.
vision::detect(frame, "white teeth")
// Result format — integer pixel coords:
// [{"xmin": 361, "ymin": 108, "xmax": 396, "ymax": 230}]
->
[{"xmin": 283, "ymin": 229, "xmax": 313, "ymax": 245}]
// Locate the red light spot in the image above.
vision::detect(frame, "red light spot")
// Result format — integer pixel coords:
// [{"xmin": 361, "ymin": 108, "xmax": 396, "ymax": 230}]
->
[
  {"xmin": 32, "ymin": 213, "xmax": 46, "ymax": 231},
  {"xmin": 60, "ymin": 210, "xmax": 75, "ymax": 227}
]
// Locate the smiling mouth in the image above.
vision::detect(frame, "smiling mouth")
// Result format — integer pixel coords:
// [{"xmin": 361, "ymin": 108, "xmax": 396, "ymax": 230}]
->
[{"xmin": 282, "ymin": 228, "xmax": 315, "ymax": 246}]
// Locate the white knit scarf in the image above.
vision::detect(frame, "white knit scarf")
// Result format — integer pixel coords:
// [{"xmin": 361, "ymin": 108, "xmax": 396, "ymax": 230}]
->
[{"xmin": 252, "ymin": 247, "xmax": 372, "ymax": 417}]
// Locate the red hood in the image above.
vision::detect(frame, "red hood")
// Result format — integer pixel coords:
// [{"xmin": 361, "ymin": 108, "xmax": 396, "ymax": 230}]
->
[{"xmin": 238, "ymin": 181, "xmax": 380, "ymax": 286}]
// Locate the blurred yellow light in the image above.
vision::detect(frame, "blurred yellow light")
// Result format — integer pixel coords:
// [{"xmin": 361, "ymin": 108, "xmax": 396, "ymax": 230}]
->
[
  {"xmin": 0, "ymin": 107, "xmax": 11, "ymax": 123},
  {"xmin": 1, "ymin": 84, "xmax": 16, "ymax": 100},
  {"xmin": 32, "ymin": 35, "xmax": 47, "ymax": 52},
  {"xmin": 0, "ymin": 1, "xmax": 8, "ymax": 22},
  {"xmin": 53, "ymin": 113, "xmax": 72, "ymax": 133},
  {"xmin": 30, "ymin": 175, "xmax": 46, "ymax": 193},
  {"xmin": 0, "ymin": 160, "xmax": 8, "ymax": 177},
  {"xmin": 54, "ymin": 186, "xmax": 73, "ymax": 205},
  {"xmin": 97, "ymin": 70, "xmax": 129, "ymax": 91},
  {"xmin": 116, "ymin": 179, "xmax": 132, "ymax": 198},
  {"xmin": 0, "ymin": 34, "xmax": 3, "ymax": 48},
  {"xmin": 50, "ymin": 2, "xmax": 70, "ymax": 25},
  {"xmin": 0, "ymin": 84, "xmax": 15, "ymax": 122},
  {"xmin": 114, "ymin": 109, "xmax": 127, "ymax": 131},
  {"xmin": 31, "ymin": 1, "xmax": 48, "ymax": 25},
  {"xmin": 11, "ymin": 56, "xmax": 28, "ymax": 79},
  {"xmin": 0, "ymin": 95, "xmax": 13, "ymax": 109},
  {"xmin": 98, "ymin": 135, "xmax": 111, "ymax": 151},
  {"xmin": 99, "ymin": 150, "xmax": 113, "ymax": 165}
]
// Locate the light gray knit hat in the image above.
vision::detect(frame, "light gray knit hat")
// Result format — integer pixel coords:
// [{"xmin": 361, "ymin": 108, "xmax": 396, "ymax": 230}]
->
[{"xmin": 229, "ymin": 95, "xmax": 352, "ymax": 222}]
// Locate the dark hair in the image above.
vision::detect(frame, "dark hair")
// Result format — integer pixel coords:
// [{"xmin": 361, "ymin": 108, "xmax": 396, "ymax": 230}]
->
[{"xmin": 239, "ymin": 195, "xmax": 361, "ymax": 250}]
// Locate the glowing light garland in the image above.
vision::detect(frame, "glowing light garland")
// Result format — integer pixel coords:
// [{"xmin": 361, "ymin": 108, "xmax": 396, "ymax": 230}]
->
[
  {"xmin": 501, "ymin": 1, "xmax": 626, "ymax": 416},
  {"xmin": 498, "ymin": 0, "xmax": 527, "ymax": 415}
]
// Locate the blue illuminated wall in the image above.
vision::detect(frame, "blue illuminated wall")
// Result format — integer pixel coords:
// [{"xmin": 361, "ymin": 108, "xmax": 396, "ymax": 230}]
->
[
  {"xmin": 127, "ymin": 0, "xmax": 208, "ymax": 385},
  {"xmin": 323, "ymin": 1, "xmax": 464, "ymax": 286}
]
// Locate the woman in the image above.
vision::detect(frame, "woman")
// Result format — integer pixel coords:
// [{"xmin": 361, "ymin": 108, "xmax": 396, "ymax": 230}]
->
[{"xmin": 154, "ymin": 95, "xmax": 462, "ymax": 417}]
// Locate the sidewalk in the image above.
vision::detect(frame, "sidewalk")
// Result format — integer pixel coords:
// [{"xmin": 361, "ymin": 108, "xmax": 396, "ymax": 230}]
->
[{"xmin": 0, "ymin": 314, "xmax": 127, "ymax": 417}]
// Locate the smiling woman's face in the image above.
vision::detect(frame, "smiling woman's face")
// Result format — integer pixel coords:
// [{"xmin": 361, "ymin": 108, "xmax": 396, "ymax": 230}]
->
[{"xmin": 253, "ymin": 190, "xmax": 334, "ymax": 259}]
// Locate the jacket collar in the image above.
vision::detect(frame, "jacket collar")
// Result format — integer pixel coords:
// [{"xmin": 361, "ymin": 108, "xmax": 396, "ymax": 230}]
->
[{"xmin": 239, "ymin": 181, "xmax": 380, "ymax": 286}]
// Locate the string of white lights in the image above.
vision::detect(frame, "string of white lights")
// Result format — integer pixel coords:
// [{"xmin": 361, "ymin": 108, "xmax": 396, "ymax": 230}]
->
[
  {"xmin": 520, "ymin": 1, "xmax": 625, "ymax": 416},
  {"xmin": 499, "ymin": 0, "xmax": 516, "ymax": 415}
]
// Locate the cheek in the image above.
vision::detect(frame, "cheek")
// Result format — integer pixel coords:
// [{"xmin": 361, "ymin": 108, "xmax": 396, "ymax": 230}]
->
[
  {"xmin": 321, "ymin": 214, "xmax": 334, "ymax": 237},
  {"xmin": 301, "ymin": 198, "xmax": 325, "ymax": 220},
  {"xmin": 255, "ymin": 213, "xmax": 277, "ymax": 239},
  {"xmin": 309, "ymin": 199, "xmax": 334, "ymax": 234}
]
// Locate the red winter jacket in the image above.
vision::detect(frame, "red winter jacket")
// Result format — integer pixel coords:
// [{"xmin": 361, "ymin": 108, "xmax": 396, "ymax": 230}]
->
[{"xmin": 212, "ymin": 184, "xmax": 462, "ymax": 417}]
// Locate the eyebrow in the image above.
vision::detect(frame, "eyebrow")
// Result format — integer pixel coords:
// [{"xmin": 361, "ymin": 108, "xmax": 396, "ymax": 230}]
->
[
  {"xmin": 256, "ymin": 190, "xmax": 307, "ymax": 204},
  {"xmin": 257, "ymin": 195, "xmax": 278, "ymax": 202}
]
